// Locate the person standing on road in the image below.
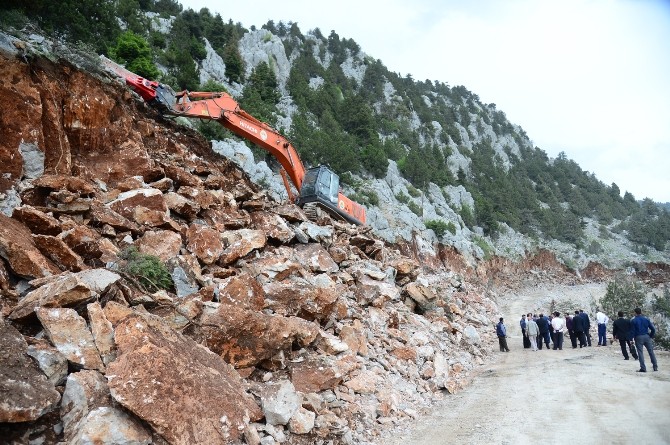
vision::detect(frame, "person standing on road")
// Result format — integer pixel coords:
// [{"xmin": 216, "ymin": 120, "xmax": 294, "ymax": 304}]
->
[
  {"xmin": 573, "ymin": 310, "xmax": 587, "ymax": 348},
  {"xmin": 565, "ymin": 313, "xmax": 577, "ymax": 348},
  {"xmin": 612, "ymin": 311, "xmax": 638, "ymax": 361},
  {"xmin": 520, "ymin": 314, "xmax": 531, "ymax": 349},
  {"xmin": 496, "ymin": 317, "xmax": 511, "ymax": 352},
  {"xmin": 580, "ymin": 310, "xmax": 592, "ymax": 346},
  {"xmin": 596, "ymin": 308, "xmax": 609, "ymax": 346},
  {"xmin": 527, "ymin": 315, "xmax": 539, "ymax": 351},
  {"xmin": 630, "ymin": 308, "xmax": 658, "ymax": 372},
  {"xmin": 536, "ymin": 314, "xmax": 551, "ymax": 350},
  {"xmin": 551, "ymin": 312, "xmax": 565, "ymax": 350}
]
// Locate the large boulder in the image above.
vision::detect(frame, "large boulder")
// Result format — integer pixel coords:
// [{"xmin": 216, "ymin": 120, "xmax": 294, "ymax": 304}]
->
[
  {"xmin": 0, "ymin": 319, "xmax": 61, "ymax": 422},
  {"xmin": 200, "ymin": 303, "xmax": 319, "ymax": 368},
  {"xmin": 107, "ymin": 314, "xmax": 262, "ymax": 445}
]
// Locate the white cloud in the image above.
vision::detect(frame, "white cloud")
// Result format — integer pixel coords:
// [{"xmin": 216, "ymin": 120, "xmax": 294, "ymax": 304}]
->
[{"xmin": 180, "ymin": 0, "xmax": 670, "ymax": 202}]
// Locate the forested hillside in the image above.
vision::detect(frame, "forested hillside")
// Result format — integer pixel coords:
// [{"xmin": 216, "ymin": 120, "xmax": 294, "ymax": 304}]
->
[{"xmin": 3, "ymin": 0, "xmax": 669, "ymax": 261}]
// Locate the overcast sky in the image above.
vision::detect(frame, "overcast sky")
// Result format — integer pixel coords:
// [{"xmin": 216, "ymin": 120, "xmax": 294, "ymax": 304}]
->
[{"xmin": 180, "ymin": 0, "xmax": 670, "ymax": 203}]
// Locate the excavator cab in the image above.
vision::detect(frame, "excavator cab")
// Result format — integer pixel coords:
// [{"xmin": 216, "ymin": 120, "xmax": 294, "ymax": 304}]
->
[{"xmin": 298, "ymin": 166, "xmax": 339, "ymax": 206}]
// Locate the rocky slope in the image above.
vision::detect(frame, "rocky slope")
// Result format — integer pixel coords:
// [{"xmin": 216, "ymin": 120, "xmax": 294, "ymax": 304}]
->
[{"xmin": 1, "ymin": 32, "xmax": 667, "ymax": 445}]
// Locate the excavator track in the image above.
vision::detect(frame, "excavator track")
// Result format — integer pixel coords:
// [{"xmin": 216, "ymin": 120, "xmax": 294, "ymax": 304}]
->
[{"xmin": 302, "ymin": 202, "xmax": 345, "ymax": 224}]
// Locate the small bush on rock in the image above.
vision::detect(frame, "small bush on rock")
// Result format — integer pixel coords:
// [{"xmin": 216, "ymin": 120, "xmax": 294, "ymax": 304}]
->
[{"xmin": 119, "ymin": 247, "xmax": 173, "ymax": 292}]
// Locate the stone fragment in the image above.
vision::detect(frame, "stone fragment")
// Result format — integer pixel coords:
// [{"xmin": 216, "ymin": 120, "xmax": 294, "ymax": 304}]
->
[
  {"xmin": 432, "ymin": 352, "xmax": 450, "ymax": 389},
  {"xmin": 339, "ymin": 320, "xmax": 369, "ymax": 356},
  {"xmin": 9, "ymin": 269, "xmax": 120, "ymax": 320},
  {"xmin": 11, "ymin": 205, "xmax": 61, "ymax": 235},
  {"xmin": 343, "ymin": 370, "xmax": 381, "ymax": 394},
  {"xmin": 404, "ymin": 281, "xmax": 438, "ymax": 312},
  {"xmin": 219, "ymin": 229, "xmax": 267, "ymax": 265},
  {"xmin": 33, "ymin": 234, "xmax": 87, "ymax": 271},
  {"xmin": 202, "ymin": 207, "xmax": 251, "ymax": 231},
  {"xmin": 272, "ymin": 204, "xmax": 307, "ymax": 223},
  {"xmin": 297, "ymin": 221, "xmax": 333, "ymax": 243},
  {"xmin": 262, "ymin": 274, "xmax": 339, "ymax": 321},
  {"xmin": 250, "ymin": 212, "xmax": 294, "ymax": 243},
  {"xmin": 216, "ymin": 272, "xmax": 265, "ymax": 310},
  {"xmin": 317, "ymin": 330, "xmax": 349, "ymax": 355},
  {"xmin": 289, "ymin": 357, "xmax": 346, "ymax": 393},
  {"xmin": 108, "ymin": 188, "xmax": 169, "ymax": 226},
  {"xmin": 36, "ymin": 307, "xmax": 104, "ymax": 370},
  {"xmin": 61, "ymin": 370, "xmax": 111, "ymax": 440},
  {"xmin": 0, "ymin": 213, "xmax": 60, "ymax": 278},
  {"xmin": 32, "ymin": 174, "xmax": 96, "ymax": 195},
  {"xmin": 186, "ymin": 223, "xmax": 223, "ymax": 265},
  {"xmin": 88, "ymin": 201, "xmax": 140, "ymax": 233},
  {"xmin": 107, "ymin": 314, "xmax": 262, "ymax": 445},
  {"xmin": 354, "ymin": 274, "xmax": 400, "ymax": 306},
  {"xmin": 59, "ymin": 224, "xmax": 106, "ymax": 260},
  {"xmin": 164, "ymin": 191, "xmax": 200, "ymax": 220},
  {"xmin": 136, "ymin": 229, "xmax": 182, "ymax": 262},
  {"xmin": 200, "ymin": 303, "xmax": 319, "ymax": 368},
  {"xmin": 102, "ymin": 301, "xmax": 135, "ymax": 326},
  {"xmin": 25, "ymin": 338, "xmax": 68, "ymax": 386},
  {"xmin": 294, "ymin": 243, "xmax": 339, "ymax": 273},
  {"xmin": 0, "ymin": 320, "xmax": 61, "ymax": 422},
  {"xmin": 69, "ymin": 406, "xmax": 152, "ymax": 445},
  {"xmin": 87, "ymin": 302, "xmax": 116, "ymax": 365},
  {"xmin": 261, "ymin": 380, "xmax": 301, "ymax": 426}
]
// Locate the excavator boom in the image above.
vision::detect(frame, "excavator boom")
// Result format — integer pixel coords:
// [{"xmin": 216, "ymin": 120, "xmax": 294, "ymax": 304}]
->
[{"xmin": 101, "ymin": 56, "xmax": 366, "ymax": 225}]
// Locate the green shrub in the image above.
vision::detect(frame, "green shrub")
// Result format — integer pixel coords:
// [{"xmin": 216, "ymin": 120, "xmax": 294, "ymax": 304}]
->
[
  {"xmin": 586, "ymin": 240, "xmax": 604, "ymax": 255},
  {"xmin": 120, "ymin": 247, "xmax": 173, "ymax": 292},
  {"xmin": 473, "ymin": 236, "xmax": 493, "ymax": 259},
  {"xmin": 426, "ymin": 219, "xmax": 456, "ymax": 238},
  {"xmin": 407, "ymin": 184, "xmax": 421, "ymax": 198},
  {"xmin": 407, "ymin": 201, "xmax": 423, "ymax": 217},
  {"xmin": 395, "ymin": 191, "xmax": 410, "ymax": 204},
  {"xmin": 599, "ymin": 274, "xmax": 647, "ymax": 320}
]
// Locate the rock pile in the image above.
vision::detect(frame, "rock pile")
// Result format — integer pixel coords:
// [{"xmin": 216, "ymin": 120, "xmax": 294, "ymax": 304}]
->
[{"xmin": 0, "ymin": 42, "xmax": 505, "ymax": 445}]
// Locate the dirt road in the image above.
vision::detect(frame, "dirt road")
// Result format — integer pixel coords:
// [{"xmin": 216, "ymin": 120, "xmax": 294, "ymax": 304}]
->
[{"xmin": 385, "ymin": 282, "xmax": 670, "ymax": 445}]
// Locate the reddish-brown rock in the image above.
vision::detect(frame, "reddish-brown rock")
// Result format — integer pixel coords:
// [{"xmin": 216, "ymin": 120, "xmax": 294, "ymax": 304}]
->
[
  {"xmin": 250, "ymin": 212, "xmax": 295, "ymax": 243},
  {"xmin": 186, "ymin": 223, "xmax": 224, "ymax": 264},
  {"xmin": 200, "ymin": 303, "xmax": 319, "ymax": 368},
  {"xmin": 217, "ymin": 272, "xmax": 265, "ymax": 310},
  {"xmin": 0, "ymin": 213, "xmax": 60, "ymax": 278},
  {"xmin": 136, "ymin": 229, "xmax": 182, "ymax": 262},
  {"xmin": 33, "ymin": 234, "xmax": 87, "ymax": 272},
  {"xmin": 108, "ymin": 188, "xmax": 169, "ymax": 226},
  {"xmin": 9, "ymin": 269, "xmax": 120, "ymax": 320},
  {"xmin": 11, "ymin": 205, "xmax": 62, "ymax": 235},
  {"xmin": 263, "ymin": 275, "xmax": 340, "ymax": 321},
  {"xmin": 107, "ymin": 314, "xmax": 262, "ymax": 444},
  {"xmin": 219, "ymin": 229, "xmax": 267, "ymax": 265},
  {"xmin": 36, "ymin": 307, "xmax": 105, "ymax": 370},
  {"xmin": 294, "ymin": 243, "xmax": 339, "ymax": 273},
  {"xmin": 0, "ymin": 320, "xmax": 61, "ymax": 422}
]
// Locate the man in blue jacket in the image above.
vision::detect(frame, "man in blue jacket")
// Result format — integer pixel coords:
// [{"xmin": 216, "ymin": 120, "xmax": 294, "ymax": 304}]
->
[
  {"xmin": 496, "ymin": 317, "xmax": 510, "ymax": 352},
  {"xmin": 535, "ymin": 314, "xmax": 551, "ymax": 350},
  {"xmin": 630, "ymin": 307, "xmax": 658, "ymax": 372}
]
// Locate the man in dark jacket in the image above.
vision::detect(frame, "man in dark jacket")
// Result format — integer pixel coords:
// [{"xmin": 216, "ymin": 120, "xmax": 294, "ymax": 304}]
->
[
  {"xmin": 612, "ymin": 311, "xmax": 638, "ymax": 360},
  {"xmin": 565, "ymin": 313, "xmax": 577, "ymax": 348},
  {"xmin": 572, "ymin": 310, "xmax": 587, "ymax": 348},
  {"xmin": 535, "ymin": 314, "xmax": 551, "ymax": 350},
  {"xmin": 496, "ymin": 317, "xmax": 510, "ymax": 352},
  {"xmin": 580, "ymin": 309, "xmax": 592, "ymax": 346}
]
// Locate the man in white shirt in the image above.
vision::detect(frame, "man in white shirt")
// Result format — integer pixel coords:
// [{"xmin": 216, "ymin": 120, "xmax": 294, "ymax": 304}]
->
[
  {"xmin": 595, "ymin": 308, "xmax": 610, "ymax": 346},
  {"xmin": 551, "ymin": 312, "xmax": 566, "ymax": 350}
]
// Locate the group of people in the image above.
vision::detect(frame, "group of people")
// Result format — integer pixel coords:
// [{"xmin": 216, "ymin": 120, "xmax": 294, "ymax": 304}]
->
[{"xmin": 495, "ymin": 308, "xmax": 659, "ymax": 373}]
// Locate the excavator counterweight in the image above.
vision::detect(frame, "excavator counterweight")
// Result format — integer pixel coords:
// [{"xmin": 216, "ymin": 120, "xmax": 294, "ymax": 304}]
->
[{"xmin": 100, "ymin": 56, "xmax": 366, "ymax": 225}]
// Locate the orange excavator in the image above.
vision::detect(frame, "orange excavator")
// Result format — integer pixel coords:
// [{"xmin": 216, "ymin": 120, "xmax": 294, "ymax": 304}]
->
[{"xmin": 101, "ymin": 56, "xmax": 366, "ymax": 225}]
